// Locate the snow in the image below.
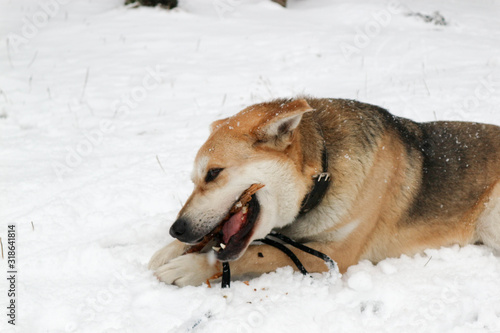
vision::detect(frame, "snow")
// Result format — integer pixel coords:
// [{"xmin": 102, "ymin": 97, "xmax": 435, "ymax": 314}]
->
[{"xmin": 1, "ymin": 0, "xmax": 500, "ymax": 332}]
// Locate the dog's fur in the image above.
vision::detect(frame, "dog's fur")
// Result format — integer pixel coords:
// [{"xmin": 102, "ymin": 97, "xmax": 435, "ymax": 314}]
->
[{"xmin": 149, "ymin": 98, "xmax": 500, "ymax": 286}]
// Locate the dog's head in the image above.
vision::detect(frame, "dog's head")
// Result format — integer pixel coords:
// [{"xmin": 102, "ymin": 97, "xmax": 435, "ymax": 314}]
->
[{"xmin": 170, "ymin": 99, "xmax": 315, "ymax": 261}]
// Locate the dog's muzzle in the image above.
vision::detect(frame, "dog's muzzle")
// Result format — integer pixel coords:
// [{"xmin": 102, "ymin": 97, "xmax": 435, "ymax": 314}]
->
[{"xmin": 169, "ymin": 218, "xmax": 203, "ymax": 244}]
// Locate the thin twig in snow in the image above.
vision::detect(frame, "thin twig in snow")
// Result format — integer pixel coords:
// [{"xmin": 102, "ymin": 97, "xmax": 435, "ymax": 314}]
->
[
  {"xmin": 424, "ymin": 256, "xmax": 432, "ymax": 267},
  {"xmin": 28, "ymin": 50, "xmax": 38, "ymax": 68},
  {"xmin": 28, "ymin": 75, "xmax": 33, "ymax": 93},
  {"xmin": 80, "ymin": 68, "xmax": 90, "ymax": 103},
  {"xmin": 422, "ymin": 77, "xmax": 431, "ymax": 96},
  {"xmin": 156, "ymin": 155, "xmax": 167, "ymax": 174},
  {"xmin": 0, "ymin": 89, "xmax": 9, "ymax": 103},
  {"xmin": 422, "ymin": 65, "xmax": 431, "ymax": 96}
]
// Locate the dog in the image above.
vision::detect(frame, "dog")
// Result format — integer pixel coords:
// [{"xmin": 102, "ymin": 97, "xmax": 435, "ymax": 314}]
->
[{"xmin": 149, "ymin": 98, "xmax": 500, "ymax": 286}]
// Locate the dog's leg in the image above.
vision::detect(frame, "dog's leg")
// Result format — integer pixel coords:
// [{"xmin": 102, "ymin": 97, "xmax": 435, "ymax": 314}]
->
[
  {"xmin": 154, "ymin": 252, "xmax": 220, "ymax": 287},
  {"xmin": 148, "ymin": 239, "xmax": 190, "ymax": 270},
  {"xmin": 152, "ymin": 241, "xmax": 353, "ymax": 287},
  {"xmin": 230, "ymin": 242, "xmax": 356, "ymax": 277},
  {"xmin": 476, "ymin": 181, "xmax": 500, "ymax": 251}
]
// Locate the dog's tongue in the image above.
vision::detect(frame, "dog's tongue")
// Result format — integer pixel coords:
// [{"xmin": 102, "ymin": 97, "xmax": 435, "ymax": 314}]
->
[{"xmin": 222, "ymin": 210, "xmax": 246, "ymax": 244}]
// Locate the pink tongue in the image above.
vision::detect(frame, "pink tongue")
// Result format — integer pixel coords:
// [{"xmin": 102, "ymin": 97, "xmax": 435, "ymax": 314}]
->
[{"xmin": 222, "ymin": 210, "xmax": 246, "ymax": 244}]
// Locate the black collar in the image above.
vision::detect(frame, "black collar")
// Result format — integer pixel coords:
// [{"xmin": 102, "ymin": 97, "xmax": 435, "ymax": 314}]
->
[{"xmin": 298, "ymin": 141, "xmax": 331, "ymax": 215}]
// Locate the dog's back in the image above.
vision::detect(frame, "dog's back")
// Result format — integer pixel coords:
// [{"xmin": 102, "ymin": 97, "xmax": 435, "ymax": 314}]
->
[
  {"xmin": 309, "ymin": 99, "xmax": 499, "ymax": 220},
  {"xmin": 299, "ymin": 98, "xmax": 500, "ymax": 259}
]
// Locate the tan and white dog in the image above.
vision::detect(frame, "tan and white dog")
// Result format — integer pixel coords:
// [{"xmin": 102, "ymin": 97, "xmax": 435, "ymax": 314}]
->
[{"xmin": 149, "ymin": 98, "xmax": 500, "ymax": 286}]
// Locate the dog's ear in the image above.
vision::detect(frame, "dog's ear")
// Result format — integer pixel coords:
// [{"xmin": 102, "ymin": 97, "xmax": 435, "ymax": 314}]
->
[
  {"xmin": 253, "ymin": 99, "xmax": 313, "ymax": 150},
  {"xmin": 209, "ymin": 118, "xmax": 229, "ymax": 133}
]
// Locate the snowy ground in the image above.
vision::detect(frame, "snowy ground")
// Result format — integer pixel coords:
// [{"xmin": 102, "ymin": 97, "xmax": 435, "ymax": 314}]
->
[{"xmin": 1, "ymin": 0, "xmax": 500, "ymax": 332}]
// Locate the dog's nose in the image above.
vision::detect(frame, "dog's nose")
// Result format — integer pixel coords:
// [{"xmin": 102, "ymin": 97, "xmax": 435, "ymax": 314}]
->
[{"xmin": 170, "ymin": 218, "xmax": 187, "ymax": 238}]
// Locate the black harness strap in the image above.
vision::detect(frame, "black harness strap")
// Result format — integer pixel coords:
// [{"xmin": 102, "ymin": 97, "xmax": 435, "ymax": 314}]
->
[
  {"xmin": 258, "ymin": 237, "xmax": 308, "ymax": 274},
  {"xmin": 221, "ymin": 262, "xmax": 231, "ymax": 288},
  {"xmin": 267, "ymin": 232, "xmax": 336, "ymax": 269},
  {"xmin": 298, "ymin": 139, "xmax": 331, "ymax": 215}
]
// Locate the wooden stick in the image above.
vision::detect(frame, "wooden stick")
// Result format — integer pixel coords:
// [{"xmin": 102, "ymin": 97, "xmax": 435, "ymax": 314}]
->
[{"xmin": 206, "ymin": 272, "xmax": 223, "ymax": 288}]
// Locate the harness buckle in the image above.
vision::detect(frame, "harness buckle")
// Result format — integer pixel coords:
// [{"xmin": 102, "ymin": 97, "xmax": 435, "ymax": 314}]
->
[{"xmin": 314, "ymin": 172, "xmax": 331, "ymax": 182}]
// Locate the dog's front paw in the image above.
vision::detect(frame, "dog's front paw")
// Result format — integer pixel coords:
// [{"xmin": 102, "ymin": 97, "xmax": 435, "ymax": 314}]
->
[
  {"xmin": 154, "ymin": 253, "xmax": 219, "ymax": 287},
  {"xmin": 148, "ymin": 240, "xmax": 189, "ymax": 270}
]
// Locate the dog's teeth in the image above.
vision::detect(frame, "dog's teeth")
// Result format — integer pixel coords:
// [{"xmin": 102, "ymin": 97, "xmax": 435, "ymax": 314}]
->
[
  {"xmin": 212, "ymin": 246, "xmax": 221, "ymax": 252},
  {"xmin": 220, "ymin": 243, "xmax": 226, "ymax": 249},
  {"xmin": 242, "ymin": 206, "xmax": 248, "ymax": 214}
]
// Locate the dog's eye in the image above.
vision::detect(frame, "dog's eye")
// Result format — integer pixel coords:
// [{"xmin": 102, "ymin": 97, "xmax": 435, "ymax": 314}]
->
[{"xmin": 205, "ymin": 168, "xmax": 224, "ymax": 183}]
